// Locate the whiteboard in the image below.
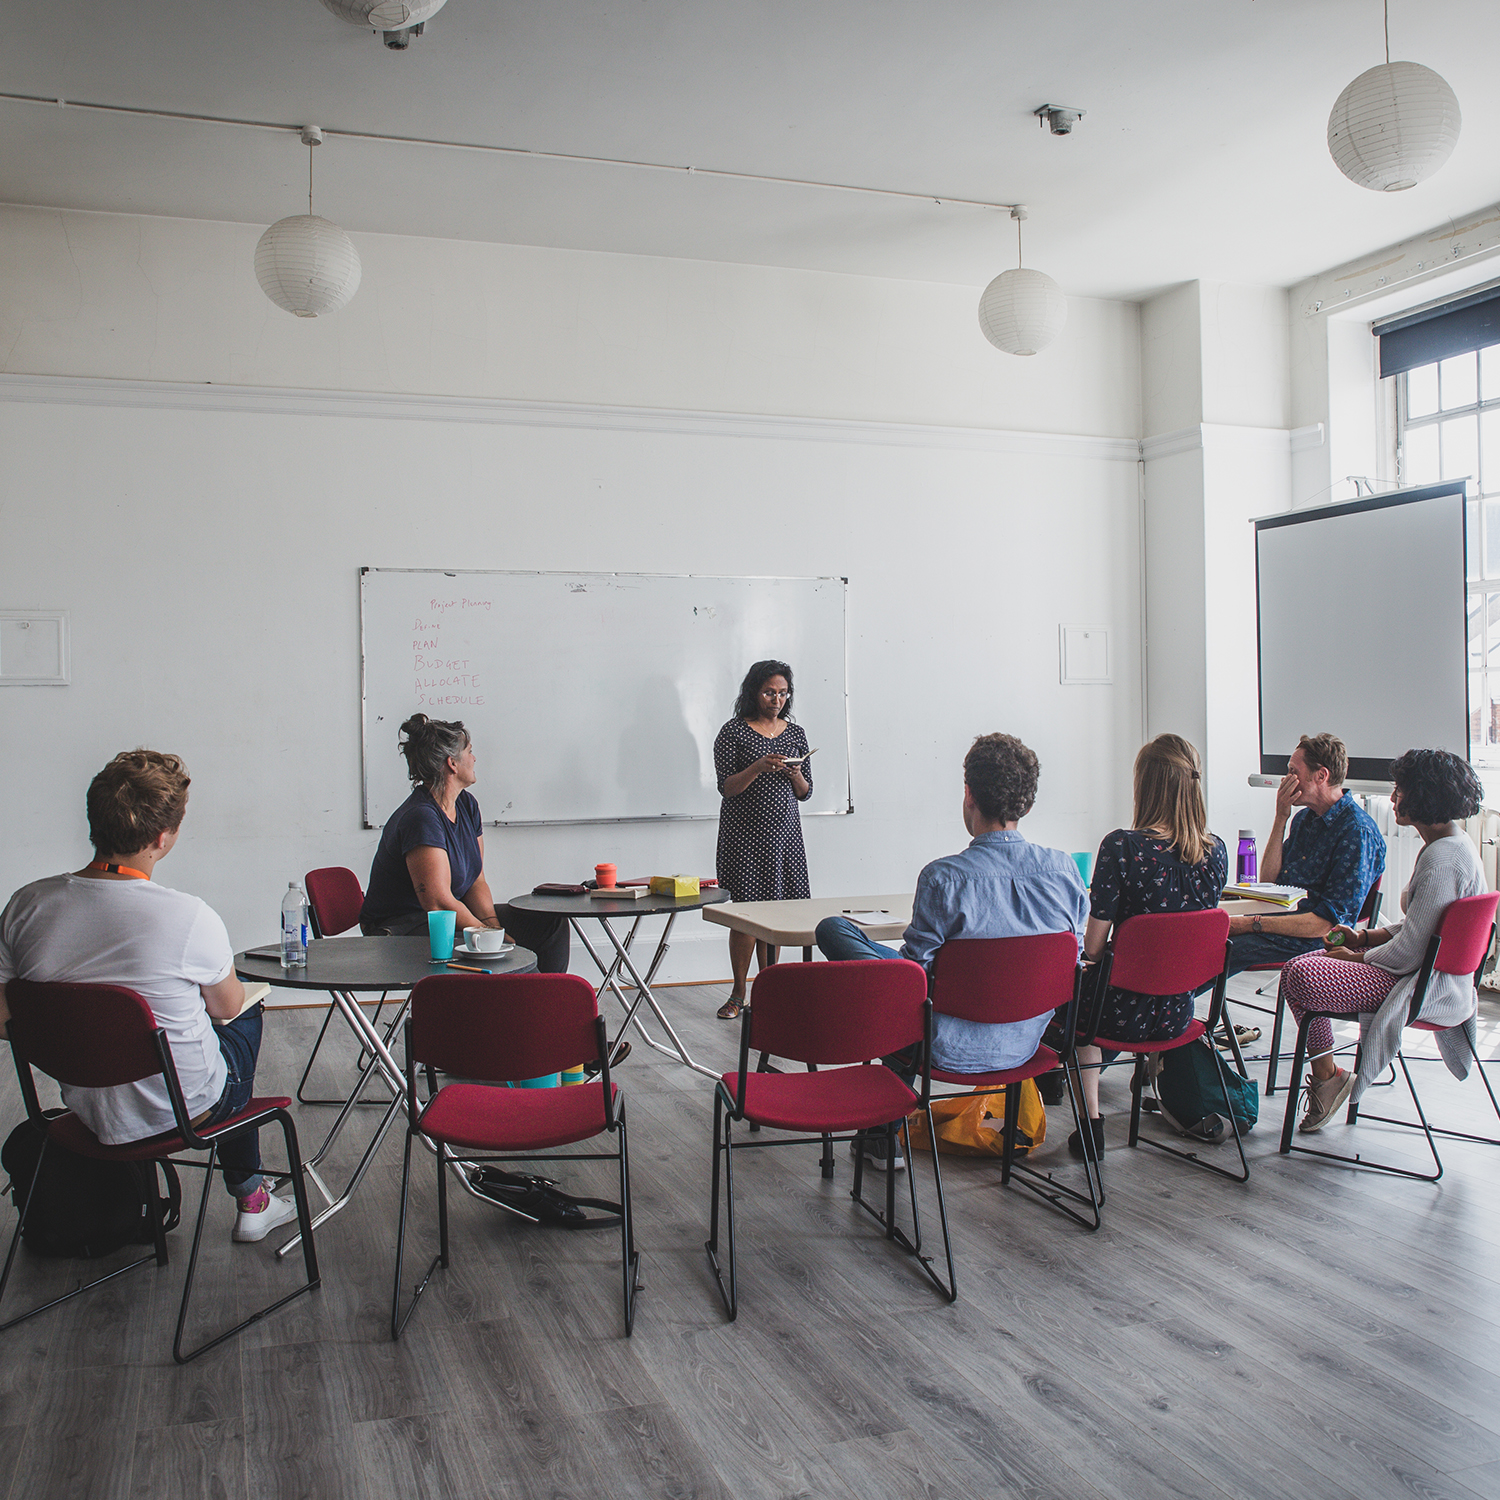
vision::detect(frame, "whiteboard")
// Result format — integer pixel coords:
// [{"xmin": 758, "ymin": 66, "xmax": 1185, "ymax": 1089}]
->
[
  {"xmin": 1255, "ymin": 483, "xmax": 1468, "ymax": 782},
  {"xmin": 361, "ymin": 569, "xmax": 852, "ymax": 826}
]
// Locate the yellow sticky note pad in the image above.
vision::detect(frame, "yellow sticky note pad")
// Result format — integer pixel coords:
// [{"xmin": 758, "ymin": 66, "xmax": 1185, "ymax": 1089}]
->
[{"xmin": 649, "ymin": 874, "xmax": 700, "ymax": 898}]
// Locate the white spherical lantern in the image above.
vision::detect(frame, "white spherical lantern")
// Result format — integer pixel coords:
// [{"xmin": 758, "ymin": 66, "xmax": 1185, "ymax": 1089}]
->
[
  {"xmin": 978, "ymin": 268, "xmax": 1067, "ymax": 356},
  {"xmin": 1327, "ymin": 60, "xmax": 1460, "ymax": 191},
  {"xmin": 254, "ymin": 214, "xmax": 362, "ymax": 318},
  {"xmin": 318, "ymin": 0, "xmax": 449, "ymax": 27}
]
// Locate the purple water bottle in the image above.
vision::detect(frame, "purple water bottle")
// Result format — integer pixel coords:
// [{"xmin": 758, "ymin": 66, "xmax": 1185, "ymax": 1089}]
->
[{"xmin": 1236, "ymin": 830, "xmax": 1257, "ymax": 884}]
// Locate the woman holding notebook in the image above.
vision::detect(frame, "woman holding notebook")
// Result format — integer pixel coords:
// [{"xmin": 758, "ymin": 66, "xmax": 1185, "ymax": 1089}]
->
[{"xmin": 712, "ymin": 660, "xmax": 813, "ymax": 1019}]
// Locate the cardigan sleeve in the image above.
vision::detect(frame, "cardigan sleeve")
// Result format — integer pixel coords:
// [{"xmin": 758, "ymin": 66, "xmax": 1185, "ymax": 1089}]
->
[{"xmin": 1364, "ymin": 839, "xmax": 1469, "ymax": 977}]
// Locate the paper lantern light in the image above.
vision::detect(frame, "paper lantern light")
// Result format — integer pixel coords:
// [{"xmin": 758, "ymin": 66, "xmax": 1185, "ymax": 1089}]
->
[
  {"xmin": 254, "ymin": 214, "xmax": 362, "ymax": 318},
  {"xmin": 318, "ymin": 0, "xmax": 449, "ymax": 27},
  {"xmin": 1327, "ymin": 60, "xmax": 1460, "ymax": 191},
  {"xmin": 978, "ymin": 267, "xmax": 1067, "ymax": 357}
]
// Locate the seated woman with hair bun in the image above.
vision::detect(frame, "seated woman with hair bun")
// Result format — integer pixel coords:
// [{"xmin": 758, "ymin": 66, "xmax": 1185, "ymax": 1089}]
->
[
  {"xmin": 359, "ymin": 714, "xmax": 569, "ymax": 973},
  {"xmin": 1278, "ymin": 748, "xmax": 1485, "ymax": 1134}
]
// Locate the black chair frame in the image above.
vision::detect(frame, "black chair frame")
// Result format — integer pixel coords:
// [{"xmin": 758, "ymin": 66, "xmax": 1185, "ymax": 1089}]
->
[
  {"xmin": 706, "ymin": 1000, "xmax": 954, "ymax": 1321},
  {"xmin": 1236, "ymin": 882, "xmax": 1383, "ymax": 1097},
  {"xmin": 1080, "ymin": 937, "xmax": 1250, "ymax": 1184},
  {"xmin": 1278, "ymin": 921, "xmax": 1500, "ymax": 1181},
  {"xmin": 931, "ymin": 960, "xmax": 1101, "ymax": 1231},
  {"xmin": 0, "ymin": 1020, "xmax": 321, "ymax": 1364},
  {"xmin": 392, "ymin": 1013, "xmax": 640, "ymax": 1339}
]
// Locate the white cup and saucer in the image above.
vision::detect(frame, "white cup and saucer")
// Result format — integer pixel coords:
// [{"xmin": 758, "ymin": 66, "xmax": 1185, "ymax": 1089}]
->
[{"xmin": 461, "ymin": 927, "xmax": 514, "ymax": 957}]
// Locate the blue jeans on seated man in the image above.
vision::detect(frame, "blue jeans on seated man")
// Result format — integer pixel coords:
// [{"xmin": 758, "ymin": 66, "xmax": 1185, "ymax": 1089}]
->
[
  {"xmin": 1225, "ymin": 930, "xmax": 1322, "ymax": 976},
  {"xmin": 202, "ymin": 1004, "xmax": 267, "ymax": 1199}
]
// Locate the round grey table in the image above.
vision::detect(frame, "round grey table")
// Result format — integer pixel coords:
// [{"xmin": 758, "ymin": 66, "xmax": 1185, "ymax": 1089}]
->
[
  {"xmin": 236, "ymin": 935, "xmax": 536, "ymax": 1255},
  {"xmin": 507, "ymin": 888, "xmax": 731, "ymax": 1079}
]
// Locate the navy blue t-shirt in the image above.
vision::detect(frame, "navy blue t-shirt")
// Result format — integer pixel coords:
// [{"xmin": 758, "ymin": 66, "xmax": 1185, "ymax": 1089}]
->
[{"xmin": 360, "ymin": 788, "xmax": 485, "ymax": 933}]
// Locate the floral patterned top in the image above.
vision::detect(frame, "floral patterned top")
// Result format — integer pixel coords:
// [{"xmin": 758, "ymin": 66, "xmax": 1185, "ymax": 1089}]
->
[{"xmin": 1089, "ymin": 829, "xmax": 1228, "ymax": 1042}]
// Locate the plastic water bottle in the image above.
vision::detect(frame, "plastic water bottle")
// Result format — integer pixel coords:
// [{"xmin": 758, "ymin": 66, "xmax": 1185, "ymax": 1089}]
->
[
  {"xmin": 281, "ymin": 881, "xmax": 309, "ymax": 968},
  {"xmin": 1236, "ymin": 830, "xmax": 1258, "ymax": 885}
]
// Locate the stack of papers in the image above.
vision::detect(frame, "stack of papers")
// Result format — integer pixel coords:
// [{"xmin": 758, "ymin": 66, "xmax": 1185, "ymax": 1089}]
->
[{"xmin": 1222, "ymin": 883, "xmax": 1305, "ymax": 907}]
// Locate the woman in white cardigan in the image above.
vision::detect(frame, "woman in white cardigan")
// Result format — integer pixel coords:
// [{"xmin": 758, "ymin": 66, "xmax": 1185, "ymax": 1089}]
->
[{"xmin": 1278, "ymin": 748, "xmax": 1486, "ymax": 1133}]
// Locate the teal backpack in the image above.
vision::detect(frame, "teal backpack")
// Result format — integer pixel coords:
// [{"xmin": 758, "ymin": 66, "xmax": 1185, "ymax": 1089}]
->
[{"xmin": 1153, "ymin": 1037, "xmax": 1259, "ymax": 1137}]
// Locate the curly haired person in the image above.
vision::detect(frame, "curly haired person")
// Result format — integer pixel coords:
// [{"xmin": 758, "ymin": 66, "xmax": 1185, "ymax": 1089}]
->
[{"xmin": 814, "ymin": 733, "xmax": 1087, "ymax": 1170}]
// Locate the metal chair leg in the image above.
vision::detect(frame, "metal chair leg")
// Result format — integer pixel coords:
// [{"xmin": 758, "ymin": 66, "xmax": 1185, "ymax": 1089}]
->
[
  {"xmin": 173, "ymin": 1111, "xmax": 321, "ymax": 1364},
  {"xmin": 391, "ymin": 1129, "xmax": 447, "ymax": 1342},
  {"xmin": 617, "ymin": 1100, "xmax": 641, "ymax": 1336},
  {"xmin": 704, "ymin": 1094, "xmax": 737, "ymax": 1320}
]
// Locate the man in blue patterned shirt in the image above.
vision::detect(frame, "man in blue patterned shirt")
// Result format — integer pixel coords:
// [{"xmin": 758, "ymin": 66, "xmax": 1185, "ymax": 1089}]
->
[{"xmin": 1226, "ymin": 732, "xmax": 1385, "ymax": 973}]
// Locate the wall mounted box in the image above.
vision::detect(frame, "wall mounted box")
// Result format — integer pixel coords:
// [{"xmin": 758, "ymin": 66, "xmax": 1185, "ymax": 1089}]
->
[{"xmin": 0, "ymin": 613, "xmax": 68, "ymax": 685}]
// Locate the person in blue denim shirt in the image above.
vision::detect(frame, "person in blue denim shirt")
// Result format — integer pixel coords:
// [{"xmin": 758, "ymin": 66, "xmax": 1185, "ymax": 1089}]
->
[
  {"xmin": 1226, "ymin": 733, "xmax": 1385, "ymax": 974},
  {"xmin": 815, "ymin": 733, "xmax": 1086, "ymax": 1168}
]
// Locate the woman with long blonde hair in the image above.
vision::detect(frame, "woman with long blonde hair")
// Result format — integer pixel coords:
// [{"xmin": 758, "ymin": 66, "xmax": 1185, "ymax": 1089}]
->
[{"xmin": 1070, "ymin": 734, "xmax": 1228, "ymax": 1159}]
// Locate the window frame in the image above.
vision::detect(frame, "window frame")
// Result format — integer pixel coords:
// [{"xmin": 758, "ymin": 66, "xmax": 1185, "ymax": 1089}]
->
[{"xmin": 1395, "ymin": 346, "xmax": 1498, "ymax": 760}]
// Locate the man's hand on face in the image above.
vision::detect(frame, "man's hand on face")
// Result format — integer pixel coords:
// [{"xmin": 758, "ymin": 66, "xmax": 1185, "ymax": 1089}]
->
[{"xmin": 1274, "ymin": 771, "xmax": 1300, "ymax": 819}]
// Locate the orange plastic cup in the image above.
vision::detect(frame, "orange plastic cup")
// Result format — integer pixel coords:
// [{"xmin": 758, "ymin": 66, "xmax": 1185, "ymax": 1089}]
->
[{"xmin": 594, "ymin": 862, "xmax": 617, "ymax": 888}]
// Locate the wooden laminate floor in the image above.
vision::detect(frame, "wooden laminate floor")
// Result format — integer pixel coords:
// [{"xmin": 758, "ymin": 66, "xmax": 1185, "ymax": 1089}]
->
[{"xmin": 2, "ymin": 973, "xmax": 1500, "ymax": 1499}]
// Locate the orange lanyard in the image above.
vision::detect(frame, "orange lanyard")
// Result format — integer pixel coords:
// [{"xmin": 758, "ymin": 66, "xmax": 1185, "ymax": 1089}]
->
[{"xmin": 87, "ymin": 861, "xmax": 150, "ymax": 880}]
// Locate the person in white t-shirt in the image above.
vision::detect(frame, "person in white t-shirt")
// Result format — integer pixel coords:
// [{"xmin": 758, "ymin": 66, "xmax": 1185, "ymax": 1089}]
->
[{"xmin": 0, "ymin": 749, "xmax": 297, "ymax": 1243}]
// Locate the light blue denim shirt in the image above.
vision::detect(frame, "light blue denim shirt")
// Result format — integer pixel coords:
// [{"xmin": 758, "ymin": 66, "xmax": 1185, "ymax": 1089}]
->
[{"xmin": 900, "ymin": 830, "xmax": 1088, "ymax": 1073}]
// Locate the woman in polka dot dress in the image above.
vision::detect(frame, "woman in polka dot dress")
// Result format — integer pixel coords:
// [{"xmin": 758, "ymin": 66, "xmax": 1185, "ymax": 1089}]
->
[{"xmin": 713, "ymin": 660, "xmax": 813, "ymax": 1019}]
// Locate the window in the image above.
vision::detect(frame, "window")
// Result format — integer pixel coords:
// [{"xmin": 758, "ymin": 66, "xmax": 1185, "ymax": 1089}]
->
[{"xmin": 1397, "ymin": 344, "xmax": 1500, "ymax": 758}]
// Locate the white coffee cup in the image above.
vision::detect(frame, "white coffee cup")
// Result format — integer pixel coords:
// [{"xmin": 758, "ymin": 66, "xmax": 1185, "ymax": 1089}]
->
[{"xmin": 463, "ymin": 927, "xmax": 507, "ymax": 953}]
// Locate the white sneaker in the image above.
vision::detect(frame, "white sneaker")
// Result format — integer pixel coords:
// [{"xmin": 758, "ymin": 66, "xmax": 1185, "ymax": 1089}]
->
[{"xmin": 232, "ymin": 1186, "xmax": 300, "ymax": 1243}]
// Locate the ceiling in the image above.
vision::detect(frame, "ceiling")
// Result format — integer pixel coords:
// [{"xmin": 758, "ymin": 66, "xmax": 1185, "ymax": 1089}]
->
[{"xmin": 1, "ymin": 0, "xmax": 1496, "ymax": 301}]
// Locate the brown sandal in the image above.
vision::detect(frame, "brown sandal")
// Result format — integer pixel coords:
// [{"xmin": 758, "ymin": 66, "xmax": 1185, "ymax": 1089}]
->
[{"xmin": 716, "ymin": 996, "xmax": 746, "ymax": 1021}]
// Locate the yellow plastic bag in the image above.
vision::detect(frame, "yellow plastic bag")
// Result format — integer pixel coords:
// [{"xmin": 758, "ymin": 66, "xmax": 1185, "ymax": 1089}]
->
[{"xmin": 905, "ymin": 1079, "xmax": 1047, "ymax": 1156}]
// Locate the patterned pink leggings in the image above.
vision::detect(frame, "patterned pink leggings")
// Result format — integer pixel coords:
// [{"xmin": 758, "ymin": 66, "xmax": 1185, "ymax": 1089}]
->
[{"xmin": 1278, "ymin": 953, "xmax": 1397, "ymax": 1059}]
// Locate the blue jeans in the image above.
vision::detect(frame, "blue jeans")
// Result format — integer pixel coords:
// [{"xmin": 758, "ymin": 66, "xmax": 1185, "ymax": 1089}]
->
[
  {"xmin": 201, "ymin": 1005, "xmax": 265, "ymax": 1198},
  {"xmin": 1225, "ymin": 931, "xmax": 1321, "ymax": 976},
  {"xmin": 814, "ymin": 915, "xmax": 903, "ymax": 965}
]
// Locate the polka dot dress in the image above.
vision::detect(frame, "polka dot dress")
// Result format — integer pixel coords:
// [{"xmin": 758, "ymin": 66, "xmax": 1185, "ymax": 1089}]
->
[{"xmin": 714, "ymin": 717, "xmax": 812, "ymax": 903}]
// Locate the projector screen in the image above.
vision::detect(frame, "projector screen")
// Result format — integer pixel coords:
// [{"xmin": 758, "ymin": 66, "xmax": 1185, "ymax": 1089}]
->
[{"xmin": 1256, "ymin": 482, "xmax": 1469, "ymax": 783}]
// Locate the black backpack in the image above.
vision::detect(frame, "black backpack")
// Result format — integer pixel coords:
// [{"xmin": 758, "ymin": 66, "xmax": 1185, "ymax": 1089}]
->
[{"xmin": 1, "ymin": 1112, "xmax": 182, "ymax": 1259}]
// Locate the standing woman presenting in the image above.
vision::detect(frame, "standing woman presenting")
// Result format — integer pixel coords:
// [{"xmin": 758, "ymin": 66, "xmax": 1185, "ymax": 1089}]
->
[{"xmin": 713, "ymin": 660, "xmax": 813, "ymax": 1019}]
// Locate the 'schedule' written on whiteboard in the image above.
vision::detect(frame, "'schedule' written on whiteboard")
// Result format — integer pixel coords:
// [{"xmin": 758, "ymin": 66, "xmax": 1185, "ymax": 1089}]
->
[{"xmin": 360, "ymin": 569, "xmax": 852, "ymax": 827}]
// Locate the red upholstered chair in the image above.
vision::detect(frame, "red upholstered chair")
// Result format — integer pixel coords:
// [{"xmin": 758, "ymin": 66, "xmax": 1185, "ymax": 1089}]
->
[
  {"xmin": 1079, "ymin": 908, "xmax": 1249, "ymax": 1183},
  {"xmin": 706, "ymin": 958, "xmax": 952, "ymax": 1320},
  {"xmin": 1278, "ymin": 891, "xmax": 1500, "ymax": 1181},
  {"xmin": 928, "ymin": 934, "xmax": 1099, "ymax": 1229},
  {"xmin": 392, "ymin": 973, "xmax": 639, "ymax": 1338},
  {"xmin": 1239, "ymin": 876, "xmax": 1383, "ymax": 1097},
  {"xmin": 0, "ymin": 982, "xmax": 320, "ymax": 1363},
  {"xmin": 298, "ymin": 866, "xmax": 393, "ymax": 1106}
]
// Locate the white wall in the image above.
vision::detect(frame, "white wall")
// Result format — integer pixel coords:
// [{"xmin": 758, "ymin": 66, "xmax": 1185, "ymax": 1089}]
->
[
  {"xmin": 0, "ymin": 206, "xmax": 1144, "ymax": 981},
  {"xmin": 0, "ymin": 205, "xmax": 1141, "ymax": 437},
  {"xmin": 1140, "ymin": 280, "xmax": 1294, "ymax": 852}
]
